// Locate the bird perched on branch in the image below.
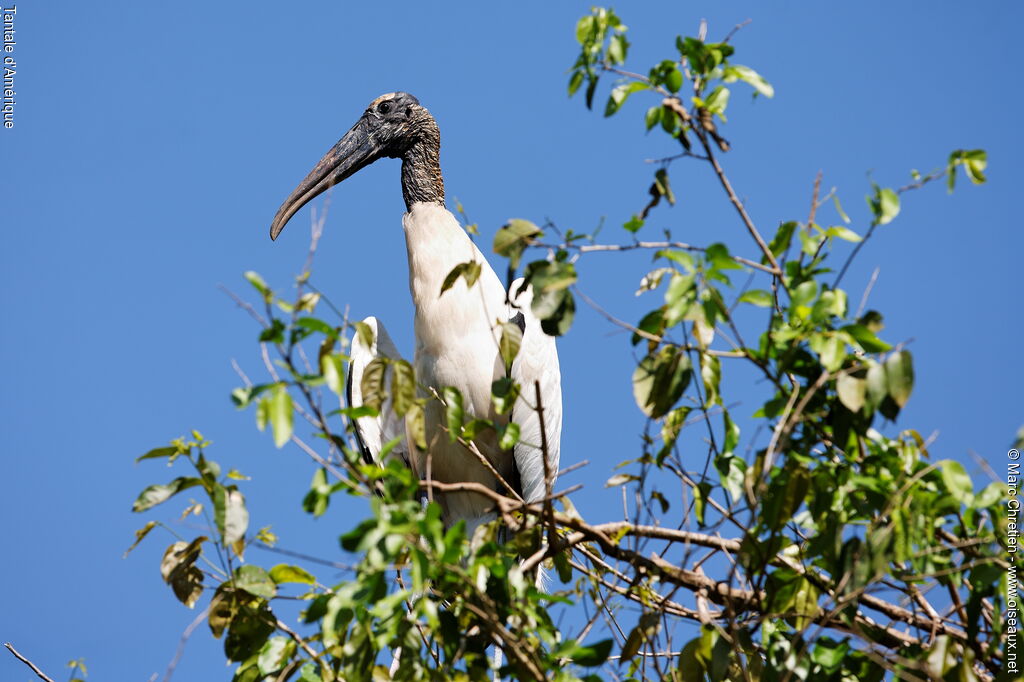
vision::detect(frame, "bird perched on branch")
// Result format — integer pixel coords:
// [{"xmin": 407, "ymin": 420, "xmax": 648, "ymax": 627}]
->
[{"xmin": 269, "ymin": 92, "xmax": 561, "ymax": 538}]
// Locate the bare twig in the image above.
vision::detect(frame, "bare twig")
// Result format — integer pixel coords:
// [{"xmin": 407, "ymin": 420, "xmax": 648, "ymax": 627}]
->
[
  {"xmin": 553, "ymin": 239, "xmax": 775, "ymax": 274},
  {"xmin": 856, "ymin": 266, "xmax": 881, "ymax": 318},
  {"xmin": 4, "ymin": 643, "xmax": 54, "ymax": 682},
  {"xmin": 574, "ymin": 287, "xmax": 745, "ymax": 357},
  {"xmin": 218, "ymin": 284, "xmax": 268, "ymax": 326},
  {"xmin": 664, "ymin": 96, "xmax": 782, "ymax": 275},
  {"xmin": 162, "ymin": 607, "xmax": 210, "ymax": 682}
]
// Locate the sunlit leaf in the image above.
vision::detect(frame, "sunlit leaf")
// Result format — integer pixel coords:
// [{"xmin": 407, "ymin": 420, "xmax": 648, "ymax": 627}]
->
[
  {"xmin": 269, "ymin": 385, "xmax": 294, "ymax": 448},
  {"xmin": 269, "ymin": 564, "xmax": 316, "ymax": 585},
  {"xmin": 133, "ymin": 477, "xmax": 202, "ymax": 512},
  {"xmin": 885, "ymin": 350, "xmax": 914, "ymax": 407}
]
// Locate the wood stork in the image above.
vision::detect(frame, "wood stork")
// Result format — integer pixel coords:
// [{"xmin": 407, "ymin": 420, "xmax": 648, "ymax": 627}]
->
[{"xmin": 269, "ymin": 92, "xmax": 561, "ymax": 538}]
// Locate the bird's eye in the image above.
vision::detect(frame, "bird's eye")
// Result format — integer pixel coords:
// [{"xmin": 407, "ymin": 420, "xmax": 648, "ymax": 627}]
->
[{"xmin": 379, "ymin": 101, "xmax": 392, "ymax": 114}]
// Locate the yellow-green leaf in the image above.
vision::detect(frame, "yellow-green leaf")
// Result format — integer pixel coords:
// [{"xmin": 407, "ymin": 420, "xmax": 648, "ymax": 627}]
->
[{"xmin": 270, "ymin": 385, "xmax": 293, "ymax": 448}]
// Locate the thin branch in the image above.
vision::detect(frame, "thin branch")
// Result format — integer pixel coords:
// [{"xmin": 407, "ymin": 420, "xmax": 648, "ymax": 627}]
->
[
  {"xmin": 162, "ymin": 607, "xmax": 210, "ymax": 682},
  {"xmin": 663, "ymin": 96, "xmax": 781, "ymax": 274},
  {"xmin": 856, "ymin": 266, "xmax": 881, "ymax": 318},
  {"xmin": 721, "ymin": 18, "xmax": 752, "ymax": 43},
  {"xmin": 218, "ymin": 284, "xmax": 268, "ymax": 327},
  {"xmin": 276, "ymin": 618, "xmax": 322, "ymax": 664},
  {"xmin": 574, "ymin": 287, "xmax": 745, "ymax": 357},
  {"xmin": 4, "ymin": 643, "xmax": 54, "ymax": 682},
  {"xmin": 555, "ymin": 240, "xmax": 775, "ymax": 274}
]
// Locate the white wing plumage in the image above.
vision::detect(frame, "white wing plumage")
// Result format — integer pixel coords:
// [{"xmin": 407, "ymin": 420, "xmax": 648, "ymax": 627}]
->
[
  {"xmin": 508, "ymin": 279, "xmax": 562, "ymax": 504},
  {"xmin": 346, "ymin": 316, "xmax": 411, "ymax": 469}
]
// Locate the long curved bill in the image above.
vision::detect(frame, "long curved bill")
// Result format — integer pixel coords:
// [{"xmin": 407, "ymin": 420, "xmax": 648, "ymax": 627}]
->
[{"xmin": 269, "ymin": 117, "xmax": 381, "ymax": 240}]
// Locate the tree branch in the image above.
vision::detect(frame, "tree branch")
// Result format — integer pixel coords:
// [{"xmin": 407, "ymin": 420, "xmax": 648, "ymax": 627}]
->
[{"xmin": 4, "ymin": 643, "xmax": 54, "ymax": 682}]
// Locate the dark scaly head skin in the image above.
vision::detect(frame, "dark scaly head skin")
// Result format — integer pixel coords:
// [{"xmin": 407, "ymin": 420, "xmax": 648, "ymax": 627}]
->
[{"xmin": 270, "ymin": 92, "xmax": 443, "ymax": 240}]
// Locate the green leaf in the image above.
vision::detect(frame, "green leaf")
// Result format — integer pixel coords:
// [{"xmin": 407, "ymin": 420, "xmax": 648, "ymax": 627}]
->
[
  {"xmin": 790, "ymin": 280, "xmax": 818, "ymax": 310},
  {"xmin": 792, "ymin": 577, "xmax": 820, "ymax": 630},
  {"xmin": 841, "ymin": 324, "xmax": 892, "ymax": 353},
  {"xmin": 704, "ymin": 243, "xmax": 743, "ymax": 272},
  {"xmin": 865, "ymin": 360, "xmax": 888, "ymax": 411},
  {"xmin": 347, "ymin": 322, "xmax": 372, "ymax": 352},
  {"xmin": 359, "ymin": 357, "xmax": 388, "ymax": 412},
  {"xmin": 738, "ymin": 289, "xmax": 772, "ymax": 307},
  {"xmin": 605, "ymin": 473, "xmax": 638, "ymax": 488},
  {"xmin": 160, "ymin": 539, "xmax": 206, "ymax": 608},
  {"xmin": 259, "ymin": 319, "xmax": 285, "ymax": 344},
  {"xmin": 295, "ymin": 316, "xmax": 337, "ymax": 339},
  {"xmin": 832, "ymin": 195, "xmax": 851, "ymax": 224},
  {"xmin": 723, "ymin": 64, "xmax": 774, "ymax": 97},
  {"xmin": 553, "ymin": 550, "xmax": 573, "ymax": 583},
  {"xmin": 766, "ymin": 221, "xmax": 797, "ymax": 261},
  {"xmin": 665, "ymin": 67, "xmax": 683, "ymax": 93},
  {"xmin": 702, "ymin": 85, "xmax": 730, "ymax": 116},
  {"xmin": 123, "ymin": 520, "xmax": 158, "ymax": 557},
  {"xmin": 701, "ymin": 353, "xmax": 721, "ymax": 406},
  {"xmin": 461, "ymin": 418, "xmax": 493, "ymax": 441},
  {"xmin": 939, "ymin": 460, "xmax": 973, "ymax": 505},
  {"xmin": 692, "ymin": 481, "xmax": 711, "ymax": 525},
  {"xmin": 257, "ymin": 637, "xmax": 294, "ymax": 676},
  {"xmin": 575, "ymin": 14, "xmax": 595, "ymax": 44},
  {"xmin": 224, "ymin": 597, "xmax": 274, "ymax": 662},
  {"xmin": 869, "ymin": 186, "xmax": 900, "ymax": 225},
  {"xmin": 296, "ymin": 292, "xmax": 319, "ymax": 313},
  {"xmin": 604, "ymin": 82, "xmax": 648, "ymax": 117},
  {"xmin": 653, "ymin": 168, "xmax": 675, "ymax": 205},
  {"xmin": 826, "ymin": 225, "xmax": 862, "ymax": 242},
  {"xmin": 269, "ymin": 385, "xmax": 293, "ymax": 448},
  {"xmin": 811, "ymin": 638, "xmax": 850, "ymax": 672},
  {"xmin": 232, "ymin": 383, "xmax": 274, "ymax": 409},
  {"xmin": 498, "ymin": 422, "xmax": 520, "ymax": 450},
  {"xmin": 644, "ymin": 106, "xmax": 662, "ymax": 131},
  {"xmin": 136, "ymin": 446, "xmax": 179, "ymax": 463},
  {"xmin": 269, "ymin": 564, "xmax": 316, "ymax": 585},
  {"xmin": 440, "ymin": 260, "xmax": 482, "ymax": 295},
  {"xmin": 234, "ymin": 565, "xmax": 276, "ymax": 600},
  {"xmin": 948, "ymin": 149, "xmax": 988, "ymax": 191},
  {"xmin": 443, "ymin": 386, "xmax": 464, "ymax": 443},
  {"xmin": 607, "ymin": 33, "xmax": 629, "ymax": 64},
  {"xmin": 569, "ymin": 638, "xmax": 613, "ymax": 667},
  {"xmin": 256, "ymin": 396, "xmax": 270, "ymax": 431},
  {"xmin": 133, "ymin": 477, "xmax": 202, "ymax": 512},
  {"xmin": 244, "ymin": 271, "xmax": 271, "ymax": 301},
  {"xmin": 491, "ymin": 377, "xmax": 520, "ymax": 415},
  {"xmin": 390, "ymin": 359, "xmax": 416, "ymax": 417},
  {"xmin": 813, "ymin": 333, "xmax": 845, "ymax": 372},
  {"xmin": 221, "ymin": 489, "xmax": 249, "ymax": 548},
  {"xmin": 302, "ymin": 468, "xmax": 330, "ymax": 517},
  {"xmin": 623, "ymin": 214, "xmax": 644, "ymax": 233},
  {"xmin": 320, "ymin": 354, "xmax": 345, "ymax": 396},
  {"xmin": 836, "ymin": 373, "xmax": 866, "ymax": 413},
  {"xmin": 524, "ymin": 262, "xmax": 577, "ymax": 336},
  {"xmin": 405, "ymin": 402, "xmax": 427, "ymax": 450},
  {"xmin": 885, "ymin": 350, "xmax": 914, "ymax": 407},
  {"xmin": 494, "ymin": 219, "xmax": 543, "ymax": 270},
  {"xmin": 633, "ymin": 345, "xmax": 693, "ymax": 418},
  {"xmin": 499, "ymin": 320, "xmax": 523, "ymax": 374},
  {"xmin": 568, "ymin": 70, "xmax": 584, "ymax": 96},
  {"xmin": 525, "ymin": 259, "xmax": 578, "ymax": 294},
  {"xmin": 975, "ymin": 481, "xmax": 1003, "ymax": 508}
]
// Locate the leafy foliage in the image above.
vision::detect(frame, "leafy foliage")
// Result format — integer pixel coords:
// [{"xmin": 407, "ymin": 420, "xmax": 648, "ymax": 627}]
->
[{"xmin": 129, "ymin": 9, "xmax": 1005, "ymax": 682}]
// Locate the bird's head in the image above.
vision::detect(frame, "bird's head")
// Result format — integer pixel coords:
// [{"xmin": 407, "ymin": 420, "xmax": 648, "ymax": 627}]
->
[{"xmin": 270, "ymin": 92, "xmax": 437, "ymax": 240}]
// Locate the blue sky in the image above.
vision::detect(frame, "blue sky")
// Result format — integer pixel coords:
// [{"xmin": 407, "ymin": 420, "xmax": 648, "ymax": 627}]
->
[{"xmin": 2, "ymin": 2, "xmax": 1021, "ymax": 679}]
